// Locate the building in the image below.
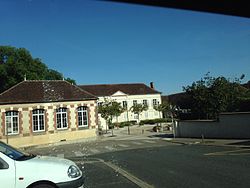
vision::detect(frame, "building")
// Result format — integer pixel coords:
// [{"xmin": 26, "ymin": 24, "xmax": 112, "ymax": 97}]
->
[
  {"xmin": 79, "ymin": 82, "xmax": 162, "ymax": 130},
  {"xmin": 0, "ymin": 80, "xmax": 98, "ymax": 147}
]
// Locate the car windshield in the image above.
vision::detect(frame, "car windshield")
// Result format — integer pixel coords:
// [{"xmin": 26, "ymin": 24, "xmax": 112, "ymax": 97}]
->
[{"xmin": 0, "ymin": 141, "xmax": 35, "ymax": 161}]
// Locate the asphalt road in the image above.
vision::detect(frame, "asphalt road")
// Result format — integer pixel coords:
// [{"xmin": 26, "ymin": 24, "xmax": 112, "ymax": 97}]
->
[
  {"xmin": 85, "ymin": 145, "xmax": 250, "ymax": 188},
  {"xmin": 27, "ymin": 139, "xmax": 250, "ymax": 188}
]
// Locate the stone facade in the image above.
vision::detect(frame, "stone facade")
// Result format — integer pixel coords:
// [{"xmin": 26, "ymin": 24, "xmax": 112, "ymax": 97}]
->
[
  {"xmin": 0, "ymin": 101, "xmax": 97, "ymax": 147},
  {"xmin": 0, "ymin": 80, "xmax": 98, "ymax": 147}
]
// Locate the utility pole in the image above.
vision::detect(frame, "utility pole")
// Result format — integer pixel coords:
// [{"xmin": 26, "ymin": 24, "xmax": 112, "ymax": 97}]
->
[
  {"xmin": 126, "ymin": 97, "xmax": 130, "ymax": 135},
  {"xmin": 6, "ymin": 125, "xmax": 9, "ymax": 144}
]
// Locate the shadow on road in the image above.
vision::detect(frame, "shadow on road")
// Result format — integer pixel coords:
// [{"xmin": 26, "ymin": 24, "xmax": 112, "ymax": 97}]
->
[
  {"xmin": 148, "ymin": 133, "xmax": 174, "ymax": 139},
  {"xmin": 228, "ymin": 140, "xmax": 250, "ymax": 146}
]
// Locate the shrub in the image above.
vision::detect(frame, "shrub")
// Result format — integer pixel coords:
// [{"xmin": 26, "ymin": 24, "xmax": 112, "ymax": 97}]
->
[
  {"xmin": 140, "ymin": 118, "xmax": 168, "ymax": 125},
  {"xmin": 129, "ymin": 120, "xmax": 137, "ymax": 125},
  {"xmin": 120, "ymin": 122, "xmax": 129, "ymax": 128},
  {"xmin": 108, "ymin": 124, "xmax": 114, "ymax": 129},
  {"xmin": 112, "ymin": 122, "xmax": 120, "ymax": 128}
]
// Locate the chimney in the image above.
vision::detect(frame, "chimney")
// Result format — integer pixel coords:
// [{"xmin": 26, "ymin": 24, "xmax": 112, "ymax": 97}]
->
[{"xmin": 150, "ymin": 82, "xmax": 155, "ymax": 89}]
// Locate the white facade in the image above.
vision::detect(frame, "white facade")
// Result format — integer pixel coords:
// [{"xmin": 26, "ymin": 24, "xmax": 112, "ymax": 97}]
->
[{"xmin": 97, "ymin": 91, "xmax": 162, "ymax": 130}]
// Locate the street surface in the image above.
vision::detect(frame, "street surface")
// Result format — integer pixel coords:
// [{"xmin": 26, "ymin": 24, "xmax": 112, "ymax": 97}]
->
[{"xmin": 26, "ymin": 134, "xmax": 250, "ymax": 188}]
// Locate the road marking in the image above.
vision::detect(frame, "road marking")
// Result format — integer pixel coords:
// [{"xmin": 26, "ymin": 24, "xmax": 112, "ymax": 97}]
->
[
  {"xmin": 131, "ymin": 141, "xmax": 143, "ymax": 145},
  {"xmin": 74, "ymin": 158, "xmax": 154, "ymax": 188},
  {"xmin": 204, "ymin": 149, "xmax": 250, "ymax": 156},
  {"xmin": 74, "ymin": 151, "xmax": 84, "ymax": 157},
  {"xmin": 57, "ymin": 154, "xmax": 65, "ymax": 158},
  {"xmin": 118, "ymin": 144, "xmax": 129, "ymax": 148},
  {"xmin": 89, "ymin": 149, "xmax": 99, "ymax": 154},
  {"xmin": 143, "ymin": 140, "xmax": 156, "ymax": 144},
  {"xmin": 104, "ymin": 161, "xmax": 154, "ymax": 188},
  {"xmin": 104, "ymin": 146, "xmax": 115, "ymax": 151}
]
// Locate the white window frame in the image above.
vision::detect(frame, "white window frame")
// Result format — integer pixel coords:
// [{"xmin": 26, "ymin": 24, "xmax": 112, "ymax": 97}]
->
[
  {"xmin": 122, "ymin": 101, "xmax": 127, "ymax": 109},
  {"xmin": 32, "ymin": 109, "xmax": 45, "ymax": 132},
  {"xmin": 78, "ymin": 106, "xmax": 88, "ymax": 128},
  {"xmin": 153, "ymin": 99, "xmax": 158, "ymax": 107},
  {"xmin": 133, "ymin": 100, "xmax": 137, "ymax": 106},
  {"xmin": 5, "ymin": 111, "xmax": 19, "ymax": 135},
  {"xmin": 143, "ymin": 99, "xmax": 148, "ymax": 107},
  {"xmin": 56, "ymin": 108, "xmax": 68, "ymax": 130}
]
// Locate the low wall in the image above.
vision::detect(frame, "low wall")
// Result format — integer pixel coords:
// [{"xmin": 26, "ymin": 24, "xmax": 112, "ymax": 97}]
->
[
  {"xmin": 174, "ymin": 112, "xmax": 250, "ymax": 139},
  {"xmin": 1, "ymin": 129, "xmax": 97, "ymax": 148}
]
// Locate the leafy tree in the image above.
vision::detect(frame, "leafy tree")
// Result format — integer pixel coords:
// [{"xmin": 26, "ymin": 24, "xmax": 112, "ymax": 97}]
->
[
  {"xmin": 0, "ymin": 45, "xmax": 76, "ymax": 92},
  {"xmin": 130, "ymin": 103, "xmax": 148, "ymax": 134},
  {"xmin": 98, "ymin": 99, "xmax": 124, "ymax": 136},
  {"xmin": 183, "ymin": 73, "xmax": 249, "ymax": 119},
  {"xmin": 130, "ymin": 103, "xmax": 148, "ymax": 123},
  {"xmin": 154, "ymin": 101, "xmax": 176, "ymax": 123}
]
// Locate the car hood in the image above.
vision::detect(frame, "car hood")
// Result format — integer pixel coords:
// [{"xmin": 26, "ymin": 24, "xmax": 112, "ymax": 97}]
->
[
  {"xmin": 30, "ymin": 155, "xmax": 75, "ymax": 166},
  {"xmin": 15, "ymin": 155, "xmax": 82, "ymax": 185}
]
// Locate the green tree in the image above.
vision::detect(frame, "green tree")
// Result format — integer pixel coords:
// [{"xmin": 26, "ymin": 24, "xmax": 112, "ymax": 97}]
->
[
  {"xmin": 98, "ymin": 99, "xmax": 124, "ymax": 136},
  {"xmin": 0, "ymin": 45, "xmax": 75, "ymax": 92},
  {"xmin": 154, "ymin": 101, "xmax": 176, "ymax": 123},
  {"xmin": 183, "ymin": 73, "xmax": 249, "ymax": 119},
  {"xmin": 130, "ymin": 103, "xmax": 148, "ymax": 134},
  {"xmin": 130, "ymin": 103, "xmax": 148, "ymax": 122}
]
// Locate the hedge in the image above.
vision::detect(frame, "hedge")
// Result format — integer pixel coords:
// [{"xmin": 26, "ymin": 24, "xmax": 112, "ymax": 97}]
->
[{"xmin": 139, "ymin": 118, "xmax": 170, "ymax": 125}]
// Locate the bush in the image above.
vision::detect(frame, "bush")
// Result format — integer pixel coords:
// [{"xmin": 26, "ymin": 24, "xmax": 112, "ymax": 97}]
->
[
  {"xmin": 112, "ymin": 122, "xmax": 120, "ymax": 128},
  {"xmin": 108, "ymin": 124, "xmax": 114, "ymax": 129},
  {"xmin": 120, "ymin": 121, "xmax": 130, "ymax": 128},
  {"xmin": 140, "ymin": 118, "xmax": 168, "ymax": 125},
  {"xmin": 111, "ymin": 121, "xmax": 135, "ymax": 128},
  {"xmin": 129, "ymin": 120, "xmax": 137, "ymax": 125},
  {"xmin": 152, "ymin": 125, "xmax": 161, "ymax": 132}
]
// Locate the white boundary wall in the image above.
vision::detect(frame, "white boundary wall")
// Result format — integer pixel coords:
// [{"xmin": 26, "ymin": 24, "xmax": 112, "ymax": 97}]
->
[{"xmin": 174, "ymin": 112, "xmax": 250, "ymax": 139}]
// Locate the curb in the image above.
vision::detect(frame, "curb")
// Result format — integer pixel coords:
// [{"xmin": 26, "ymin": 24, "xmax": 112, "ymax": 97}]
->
[{"xmin": 163, "ymin": 139, "xmax": 250, "ymax": 148}]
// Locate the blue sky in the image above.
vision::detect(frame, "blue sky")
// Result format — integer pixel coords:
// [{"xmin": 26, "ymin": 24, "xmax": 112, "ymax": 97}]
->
[{"xmin": 1, "ymin": 0, "xmax": 250, "ymax": 95}]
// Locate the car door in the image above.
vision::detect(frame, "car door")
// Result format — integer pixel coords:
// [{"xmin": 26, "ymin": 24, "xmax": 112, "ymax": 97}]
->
[{"xmin": 0, "ymin": 154, "xmax": 16, "ymax": 188}]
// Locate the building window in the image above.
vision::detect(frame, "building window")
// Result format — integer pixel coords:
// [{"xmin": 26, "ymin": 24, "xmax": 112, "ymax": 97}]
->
[
  {"xmin": 153, "ymin": 99, "xmax": 158, "ymax": 107},
  {"xmin": 134, "ymin": 114, "xmax": 139, "ymax": 120},
  {"xmin": 143, "ymin": 100, "xmax": 148, "ymax": 107},
  {"xmin": 5, "ymin": 111, "xmax": 19, "ymax": 135},
  {"xmin": 56, "ymin": 108, "xmax": 68, "ymax": 129},
  {"xmin": 78, "ymin": 106, "xmax": 88, "ymax": 128},
  {"xmin": 32, "ymin": 109, "xmax": 45, "ymax": 132},
  {"xmin": 122, "ymin": 101, "xmax": 127, "ymax": 109},
  {"xmin": 98, "ymin": 102, "xmax": 103, "ymax": 106},
  {"xmin": 133, "ymin": 100, "xmax": 137, "ymax": 106}
]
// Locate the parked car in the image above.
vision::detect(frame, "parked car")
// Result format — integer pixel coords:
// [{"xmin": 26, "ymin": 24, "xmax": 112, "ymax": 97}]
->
[{"xmin": 0, "ymin": 141, "xmax": 84, "ymax": 188}]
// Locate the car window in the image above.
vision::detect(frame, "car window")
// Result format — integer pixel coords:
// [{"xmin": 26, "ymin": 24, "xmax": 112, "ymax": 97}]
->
[
  {"xmin": 0, "ymin": 157, "xmax": 9, "ymax": 169},
  {"xmin": 0, "ymin": 142, "xmax": 25, "ymax": 160}
]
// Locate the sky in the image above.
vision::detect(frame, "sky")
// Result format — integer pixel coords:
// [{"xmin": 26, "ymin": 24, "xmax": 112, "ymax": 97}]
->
[{"xmin": 0, "ymin": 0, "xmax": 250, "ymax": 95}]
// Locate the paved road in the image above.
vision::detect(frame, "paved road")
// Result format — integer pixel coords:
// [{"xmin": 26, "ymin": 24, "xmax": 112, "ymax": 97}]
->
[
  {"xmin": 27, "ymin": 139, "xmax": 250, "ymax": 188},
  {"xmin": 87, "ymin": 145, "xmax": 250, "ymax": 188},
  {"xmin": 28, "ymin": 138, "xmax": 173, "ymax": 158}
]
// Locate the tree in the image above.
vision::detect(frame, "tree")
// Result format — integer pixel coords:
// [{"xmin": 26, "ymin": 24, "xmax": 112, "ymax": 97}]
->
[
  {"xmin": 183, "ymin": 73, "xmax": 249, "ymax": 119},
  {"xmin": 154, "ymin": 101, "xmax": 176, "ymax": 123},
  {"xmin": 98, "ymin": 99, "xmax": 124, "ymax": 136},
  {"xmin": 0, "ymin": 46, "xmax": 76, "ymax": 92},
  {"xmin": 130, "ymin": 103, "xmax": 148, "ymax": 134},
  {"xmin": 130, "ymin": 103, "xmax": 148, "ymax": 123}
]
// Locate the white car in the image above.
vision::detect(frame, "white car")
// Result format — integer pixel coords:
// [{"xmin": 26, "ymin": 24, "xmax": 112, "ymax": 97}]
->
[{"xmin": 0, "ymin": 141, "xmax": 84, "ymax": 188}]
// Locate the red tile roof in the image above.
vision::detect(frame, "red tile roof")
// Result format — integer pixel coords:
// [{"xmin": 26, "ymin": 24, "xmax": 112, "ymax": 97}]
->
[
  {"xmin": 0, "ymin": 80, "xmax": 97, "ymax": 104},
  {"xmin": 78, "ymin": 83, "xmax": 161, "ymax": 97}
]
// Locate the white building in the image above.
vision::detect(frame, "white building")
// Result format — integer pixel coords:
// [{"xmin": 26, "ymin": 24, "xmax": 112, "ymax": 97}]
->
[{"xmin": 79, "ymin": 82, "xmax": 162, "ymax": 130}]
